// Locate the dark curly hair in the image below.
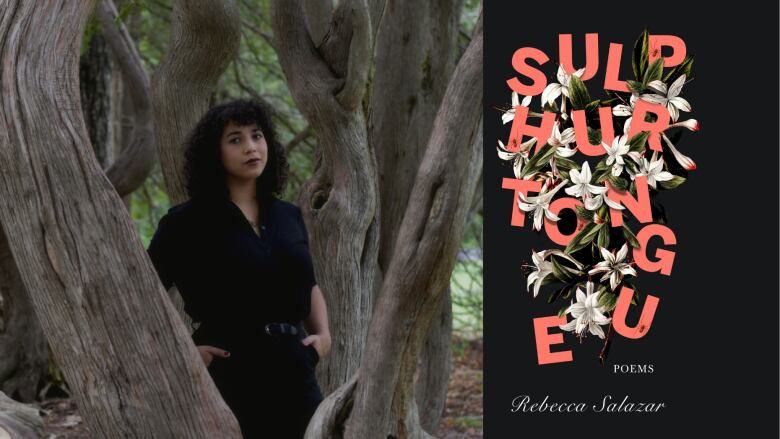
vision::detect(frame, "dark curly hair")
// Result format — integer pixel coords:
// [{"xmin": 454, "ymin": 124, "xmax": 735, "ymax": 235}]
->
[{"xmin": 183, "ymin": 98, "xmax": 288, "ymax": 203}]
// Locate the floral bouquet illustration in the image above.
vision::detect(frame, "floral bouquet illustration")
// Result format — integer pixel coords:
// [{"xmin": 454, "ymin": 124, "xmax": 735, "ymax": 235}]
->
[{"xmin": 498, "ymin": 30, "xmax": 698, "ymax": 364}]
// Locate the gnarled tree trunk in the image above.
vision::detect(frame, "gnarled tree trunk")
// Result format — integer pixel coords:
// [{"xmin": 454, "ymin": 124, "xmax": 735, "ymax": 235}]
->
[
  {"xmin": 151, "ymin": 0, "xmax": 242, "ymax": 205},
  {"xmin": 272, "ymin": 0, "xmax": 380, "ymax": 395},
  {"xmin": 270, "ymin": 0, "xmax": 483, "ymax": 436},
  {"xmin": 0, "ymin": 391, "xmax": 43, "ymax": 438},
  {"xmin": 0, "ymin": 1, "xmax": 241, "ymax": 437},
  {"xmin": 368, "ymin": 0, "xmax": 464, "ymax": 429}
]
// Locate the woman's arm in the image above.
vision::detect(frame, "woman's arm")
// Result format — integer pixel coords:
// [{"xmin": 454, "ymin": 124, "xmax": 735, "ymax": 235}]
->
[{"xmin": 302, "ymin": 285, "xmax": 331, "ymax": 358}]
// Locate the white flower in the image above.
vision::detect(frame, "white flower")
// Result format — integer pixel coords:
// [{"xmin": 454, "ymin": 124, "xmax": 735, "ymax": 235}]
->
[
  {"xmin": 527, "ymin": 250, "xmax": 554, "ymax": 298},
  {"xmin": 548, "ymin": 121, "xmax": 577, "ymax": 157},
  {"xmin": 612, "ymin": 93, "xmax": 639, "ymax": 135},
  {"xmin": 502, "ymin": 91, "xmax": 533, "ymax": 125},
  {"xmin": 626, "ymin": 151, "xmax": 674, "ymax": 189},
  {"xmin": 640, "ymin": 75, "xmax": 691, "ymax": 122},
  {"xmin": 497, "ymin": 139, "xmax": 536, "ymax": 179},
  {"xmin": 542, "ymin": 65, "xmax": 585, "ymax": 118},
  {"xmin": 564, "ymin": 161, "xmax": 607, "ymax": 200},
  {"xmin": 585, "ymin": 191, "xmax": 624, "ymax": 211},
  {"xmin": 559, "ymin": 281, "xmax": 612, "ymax": 339},
  {"xmin": 602, "ymin": 135, "xmax": 630, "ymax": 176},
  {"xmin": 668, "ymin": 118, "xmax": 699, "ymax": 132},
  {"xmin": 526, "ymin": 249, "xmax": 584, "ymax": 298},
  {"xmin": 588, "ymin": 244, "xmax": 637, "ymax": 291},
  {"xmin": 565, "ymin": 161, "xmax": 623, "ymax": 211},
  {"xmin": 661, "ymin": 132, "xmax": 696, "ymax": 171},
  {"xmin": 518, "ymin": 180, "xmax": 568, "ymax": 231}
]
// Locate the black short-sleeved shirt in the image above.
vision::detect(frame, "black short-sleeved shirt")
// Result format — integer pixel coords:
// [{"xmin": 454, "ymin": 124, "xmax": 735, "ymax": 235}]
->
[{"xmin": 146, "ymin": 196, "xmax": 318, "ymax": 348}]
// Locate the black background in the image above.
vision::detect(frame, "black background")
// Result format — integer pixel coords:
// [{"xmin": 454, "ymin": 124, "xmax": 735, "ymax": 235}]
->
[{"xmin": 484, "ymin": 1, "xmax": 779, "ymax": 437}]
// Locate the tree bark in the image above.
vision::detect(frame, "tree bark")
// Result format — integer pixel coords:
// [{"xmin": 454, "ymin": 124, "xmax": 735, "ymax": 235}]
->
[
  {"xmin": 368, "ymin": 1, "xmax": 464, "ymax": 429},
  {"xmin": 271, "ymin": 0, "xmax": 380, "ymax": 395},
  {"xmin": 0, "ymin": 1, "xmax": 241, "ymax": 437},
  {"xmin": 151, "ymin": 0, "xmax": 242, "ymax": 205},
  {"xmin": 0, "ymin": 391, "xmax": 43, "ymax": 438},
  {"xmin": 80, "ymin": 31, "xmax": 116, "ymax": 169},
  {"xmin": 344, "ymin": 11, "xmax": 482, "ymax": 437},
  {"xmin": 414, "ymin": 290, "xmax": 452, "ymax": 433},
  {"xmin": 0, "ymin": 227, "xmax": 48, "ymax": 403},
  {"xmin": 98, "ymin": 0, "xmax": 157, "ymax": 198}
]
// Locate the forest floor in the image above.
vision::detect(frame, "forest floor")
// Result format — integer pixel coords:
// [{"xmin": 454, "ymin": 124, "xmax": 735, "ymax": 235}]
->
[{"xmin": 34, "ymin": 337, "xmax": 483, "ymax": 438}]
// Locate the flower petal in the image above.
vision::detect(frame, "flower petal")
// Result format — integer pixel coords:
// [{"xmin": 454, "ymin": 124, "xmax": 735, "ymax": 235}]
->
[
  {"xmin": 542, "ymin": 83, "xmax": 562, "ymax": 105},
  {"xmin": 668, "ymin": 74, "xmax": 686, "ymax": 98},
  {"xmin": 613, "ymin": 104, "xmax": 633, "ymax": 117},
  {"xmin": 647, "ymin": 80, "xmax": 668, "ymax": 95},
  {"xmin": 669, "ymin": 96, "xmax": 691, "ymax": 112},
  {"xmin": 639, "ymin": 93, "xmax": 667, "ymax": 105}
]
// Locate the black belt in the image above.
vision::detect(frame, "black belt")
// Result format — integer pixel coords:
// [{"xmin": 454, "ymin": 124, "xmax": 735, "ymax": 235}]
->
[{"xmin": 264, "ymin": 322, "xmax": 300, "ymax": 336}]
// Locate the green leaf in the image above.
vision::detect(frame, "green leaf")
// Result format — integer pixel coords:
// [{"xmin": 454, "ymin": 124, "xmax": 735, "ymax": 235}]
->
[
  {"xmin": 585, "ymin": 100, "xmax": 601, "ymax": 114},
  {"xmin": 624, "ymin": 159, "xmax": 638, "ymax": 175},
  {"xmin": 558, "ymin": 306, "xmax": 568, "ymax": 318},
  {"xmin": 632, "ymin": 29, "xmax": 649, "ymax": 80},
  {"xmin": 622, "ymin": 224, "xmax": 641, "ymax": 248},
  {"xmin": 600, "ymin": 97, "xmax": 619, "ymax": 107},
  {"xmin": 116, "ymin": 1, "xmax": 146, "ymax": 25},
  {"xmin": 568, "ymin": 75, "xmax": 591, "ymax": 110},
  {"xmin": 551, "ymin": 257, "xmax": 574, "ymax": 282},
  {"xmin": 593, "ymin": 167, "xmax": 612, "ymax": 183},
  {"xmin": 519, "ymin": 143, "xmax": 556, "ymax": 178},
  {"xmin": 607, "ymin": 175, "xmax": 629, "ymax": 191},
  {"xmin": 543, "ymin": 101, "xmax": 560, "ymax": 113},
  {"xmin": 575, "ymin": 205, "xmax": 592, "ymax": 221},
  {"xmin": 555, "ymin": 157, "xmax": 578, "ymax": 180},
  {"xmin": 629, "ymin": 180, "xmax": 637, "ymax": 198},
  {"xmin": 658, "ymin": 175, "xmax": 686, "ymax": 189},
  {"xmin": 643, "ymin": 58, "xmax": 664, "ymax": 86},
  {"xmin": 628, "ymin": 131, "xmax": 650, "ymax": 153},
  {"xmin": 597, "ymin": 204, "xmax": 609, "ymax": 222},
  {"xmin": 663, "ymin": 55, "xmax": 694, "ymax": 83},
  {"xmin": 587, "ymin": 127, "xmax": 602, "ymax": 145},
  {"xmin": 627, "ymin": 80, "xmax": 645, "ymax": 94},
  {"xmin": 565, "ymin": 222, "xmax": 604, "ymax": 254},
  {"xmin": 547, "ymin": 286, "xmax": 566, "ymax": 304},
  {"xmin": 555, "ymin": 156, "xmax": 579, "ymax": 172},
  {"xmin": 596, "ymin": 224, "xmax": 610, "ymax": 249},
  {"xmin": 598, "ymin": 290, "xmax": 619, "ymax": 311}
]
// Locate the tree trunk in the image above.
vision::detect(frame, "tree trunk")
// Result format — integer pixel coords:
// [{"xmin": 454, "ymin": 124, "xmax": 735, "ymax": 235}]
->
[
  {"xmin": 344, "ymin": 13, "xmax": 482, "ymax": 437},
  {"xmin": 0, "ymin": 227, "xmax": 48, "ymax": 403},
  {"xmin": 368, "ymin": 0, "xmax": 464, "ymax": 430},
  {"xmin": 0, "ymin": 391, "xmax": 43, "ymax": 438},
  {"xmin": 98, "ymin": 0, "xmax": 157, "ymax": 198},
  {"xmin": 414, "ymin": 290, "xmax": 452, "ymax": 433},
  {"xmin": 0, "ymin": 1, "xmax": 241, "ymax": 437},
  {"xmin": 80, "ymin": 31, "xmax": 116, "ymax": 169},
  {"xmin": 151, "ymin": 0, "xmax": 242, "ymax": 205},
  {"xmin": 270, "ymin": 2, "xmax": 482, "ymax": 436},
  {"xmin": 271, "ymin": 0, "xmax": 380, "ymax": 395}
]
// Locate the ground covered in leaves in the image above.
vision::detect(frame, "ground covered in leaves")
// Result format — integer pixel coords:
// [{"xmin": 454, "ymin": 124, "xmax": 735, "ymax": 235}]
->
[{"xmin": 33, "ymin": 337, "xmax": 483, "ymax": 438}]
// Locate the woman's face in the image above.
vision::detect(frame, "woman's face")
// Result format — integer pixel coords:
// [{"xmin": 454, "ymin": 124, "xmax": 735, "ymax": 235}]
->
[{"xmin": 220, "ymin": 121, "xmax": 268, "ymax": 181}]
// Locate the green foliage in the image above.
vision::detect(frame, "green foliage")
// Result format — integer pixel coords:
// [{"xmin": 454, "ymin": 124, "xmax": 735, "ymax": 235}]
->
[
  {"xmin": 567, "ymin": 75, "xmax": 591, "ymax": 110},
  {"xmin": 632, "ymin": 29, "xmax": 649, "ymax": 80},
  {"xmin": 565, "ymin": 221, "xmax": 604, "ymax": 254}
]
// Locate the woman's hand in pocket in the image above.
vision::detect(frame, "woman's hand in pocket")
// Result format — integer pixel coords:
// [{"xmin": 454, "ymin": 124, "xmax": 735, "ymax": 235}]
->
[
  {"xmin": 301, "ymin": 334, "xmax": 330, "ymax": 359},
  {"xmin": 197, "ymin": 345, "xmax": 230, "ymax": 367}
]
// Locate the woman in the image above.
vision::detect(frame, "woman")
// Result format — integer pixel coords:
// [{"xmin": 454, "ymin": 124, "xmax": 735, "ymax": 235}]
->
[{"xmin": 146, "ymin": 99, "xmax": 331, "ymax": 438}]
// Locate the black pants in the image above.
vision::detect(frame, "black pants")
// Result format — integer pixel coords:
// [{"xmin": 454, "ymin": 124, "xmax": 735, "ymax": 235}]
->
[{"xmin": 205, "ymin": 330, "xmax": 323, "ymax": 438}]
